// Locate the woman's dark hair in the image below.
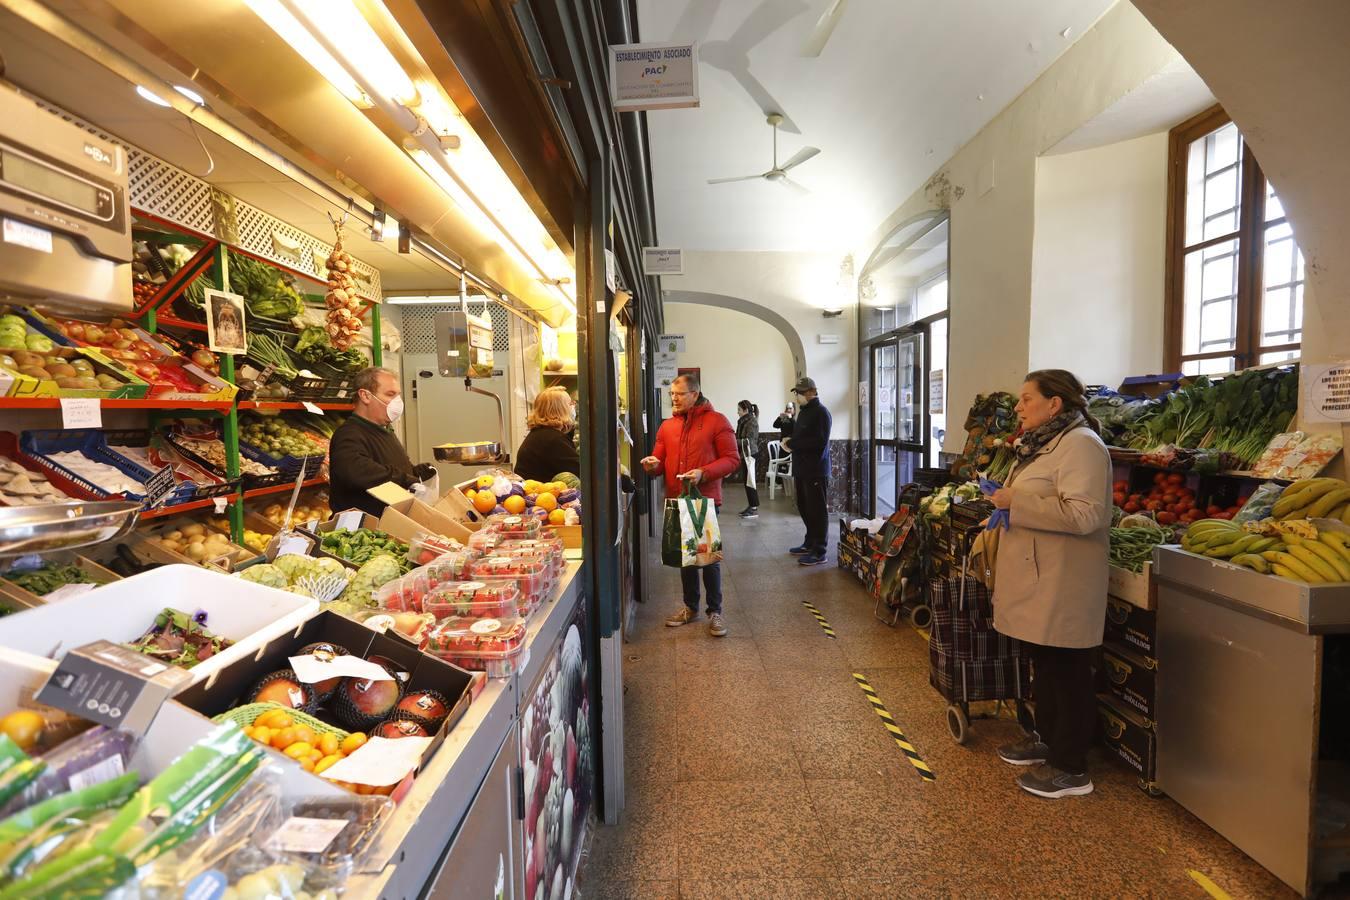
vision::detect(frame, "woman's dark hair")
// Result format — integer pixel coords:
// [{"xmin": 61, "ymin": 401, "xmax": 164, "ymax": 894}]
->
[
  {"xmin": 1023, "ymin": 369, "xmax": 1101, "ymax": 435},
  {"xmin": 738, "ymin": 400, "xmax": 759, "ymax": 418}
]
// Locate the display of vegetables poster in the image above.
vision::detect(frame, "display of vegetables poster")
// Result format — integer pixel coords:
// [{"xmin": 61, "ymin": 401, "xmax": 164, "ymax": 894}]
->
[{"xmin": 521, "ymin": 600, "xmax": 593, "ymax": 900}]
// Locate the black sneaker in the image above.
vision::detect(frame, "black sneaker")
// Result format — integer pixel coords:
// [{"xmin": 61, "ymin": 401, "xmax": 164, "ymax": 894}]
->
[
  {"xmin": 788, "ymin": 545, "xmax": 810, "ymax": 554},
  {"xmin": 997, "ymin": 734, "xmax": 1049, "ymax": 766},
  {"xmin": 1017, "ymin": 764, "xmax": 1093, "ymax": 798},
  {"xmin": 739, "ymin": 508, "xmax": 759, "ymax": 519},
  {"xmin": 798, "ymin": 551, "xmax": 827, "ymax": 566}
]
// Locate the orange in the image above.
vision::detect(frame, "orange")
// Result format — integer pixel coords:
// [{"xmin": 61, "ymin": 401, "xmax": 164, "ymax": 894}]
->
[
  {"xmin": 535, "ymin": 491, "xmax": 558, "ymax": 512},
  {"xmin": 522, "ymin": 480, "xmax": 542, "ymax": 494},
  {"xmin": 317, "ymin": 733, "xmax": 340, "ymax": 757},
  {"xmin": 503, "ymin": 494, "xmax": 526, "ymax": 514},
  {"xmin": 472, "ymin": 491, "xmax": 497, "ymax": 514},
  {"xmin": 0, "ymin": 711, "xmax": 46, "ymax": 752},
  {"xmin": 299, "ymin": 757, "xmax": 316, "ymax": 772},
  {"xmin": 341, "ymin": 732, "xmax": 368, "ymax": 755},
  {"xmin": 256, "ymin": 710, "xmax": 292, "ymax": 730},
  {"xmin": 315, "ymin": 754, "xmax": 343, "ymax": 774},
  {"xmin": 250, "ymin": 727, "xmax": 272, "ymax": 745},
  {"xmin": 283, "ymin": 742, "xmax": 314, "ymax": 759},
  {"xmin": 548, "ymin": 509, "xmax": 567, "ymax": 526}
]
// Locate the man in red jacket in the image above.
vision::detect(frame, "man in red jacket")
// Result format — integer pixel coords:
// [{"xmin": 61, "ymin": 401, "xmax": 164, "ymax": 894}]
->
[{"xmin": 640, "ymin": 373, "xmax": 740, "ymax": 637}]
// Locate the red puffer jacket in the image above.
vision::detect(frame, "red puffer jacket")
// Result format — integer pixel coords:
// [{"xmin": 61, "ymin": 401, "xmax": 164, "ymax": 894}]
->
[{"xmin": 650, "ymin": 399, "xmax": 740, "ymax": 504}]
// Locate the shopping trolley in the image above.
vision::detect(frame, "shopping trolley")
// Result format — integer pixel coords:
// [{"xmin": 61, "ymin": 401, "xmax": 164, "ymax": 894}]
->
[
  {"xmin": 927, "ymin": 531, "xmax": 1034, "ymax": 744},
  {"xmin": 871, "ymin": 488, "xmax": 937, "ymax": 630}
]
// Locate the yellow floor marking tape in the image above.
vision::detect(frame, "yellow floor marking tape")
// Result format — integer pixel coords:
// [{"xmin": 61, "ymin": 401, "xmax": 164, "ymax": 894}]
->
[
  {"xmin": 800, "ymin": 600, "xmax": 837, "ymax": 639},
  {"xmin": 1187, "ymin": 870, "xmax": 1232, "ymax": 900},
  {"xmin": 852, "ymin": 672, "xmax": 936, "ymax": 782}
]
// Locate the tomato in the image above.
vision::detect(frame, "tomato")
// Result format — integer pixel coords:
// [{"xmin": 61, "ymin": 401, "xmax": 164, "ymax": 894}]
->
[
  {"xmin": 1113, "ymin": 481, "xmax": 1130, "ymax": 494},
  {"xmin": 1113, "ymin": 492, "xmax": 1127, "ymax": 506},
  {"xmin": 1157, "ymin": 511, "xmax": 1178, "ymax": 525},
  {"xmin": 1123, "ymin": 502, "xmax": 1140, "ymax": 513},
  {"xmin": 1160, "ymin": 492, "xmax": 1177, "ymax": 505},
  {"xmin": 1153, "ymin": 472, "xmax": 1168, "ymax": 485},
  {"xmin": 1128, "ymin": 494, "xmax": 1143, "ymax": 505},
  {"xmin": 1166, "ymin": 473, "xmax": 1185, "ymax": 486},
  {"xmin": 1214, "ymin": 511, "xmax": 1234, "ymax": 520},
  {"xmin": 1177, "ymin": 499, "xmax": 1194, "ymax": 512},
  {"xmin": 1207, "ymin": 505, "xmax": 1222, "ymax": 517},
  {"xmin": 1146, "ymin": 500, "xmax": 1163, "ymax": 512}
]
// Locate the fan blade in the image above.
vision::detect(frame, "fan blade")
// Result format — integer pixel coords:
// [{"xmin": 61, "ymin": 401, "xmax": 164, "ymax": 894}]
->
[
  {"xmin": 780, "ymin": 176, "xmax": 812, "ymax": 195},
  {"xmin": 672, "ymin": 0, "xmax": 718, "ymax": 41},
  {"xmin": 730, "ymin": 0, "xmax": 810, "ymax": 51},
  {"xmin": 707, "ymin": 174, "xmax": 767, "ymax": 185},
  {"xmin": 779, "ymin": 147, "xmax": 821, "ymax": 172},
  {"xmin": 801, "ymin": 0, "xmax": 848, "ymax": 57}
]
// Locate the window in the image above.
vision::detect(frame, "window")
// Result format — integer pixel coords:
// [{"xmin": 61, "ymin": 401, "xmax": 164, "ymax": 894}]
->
[{"xmin": 1166, "ymin": 107, "xmax": 1304, "ymax": 374}]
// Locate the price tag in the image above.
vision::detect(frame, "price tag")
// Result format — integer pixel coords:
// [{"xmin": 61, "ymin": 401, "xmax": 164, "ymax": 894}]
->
[
  {"xmin": 318, "ymin": 735, "xmax": 432, "ymax": 787},
  {"xmin": 256, "ymin": 363, "xmax": 276, "ymax": 386},
  {"xmin": 274, "ymin": 534, "xmax": 310, "ymax": 558},
  {"xmin": 269, "ymin": 817, "xmax": 349, "ymax": 854},
  {"xmin": 301, "ymin": 401, "xmax": 324, "ymax": 415},
  {"xmin": 213, "ymin": 497, "xmax": 229, "ymax": 514},
  {"xmin": 289, "ymin": 653, "xmax": 394, "ymax": 684},
  {"xmin": 59, "ymin": 397, "xmax": 102, "ymax": 430},
  {"xmin": 67, "ymin": 754, "xmax": 125, "ymax": 791},
  {"xmin": 35, "ymin": 640, "xmax": 193, "ymax": 733},
  {"xmin": 335, "ymin": 510, "xmax": 364, "ymax": 531},
  {"xmin": 305, "ymin": 519, "xmax": 318, "ymax": 531},
  {"xmin": 144, "ymin": 465, "xmax": 176, "ymax": 508}
]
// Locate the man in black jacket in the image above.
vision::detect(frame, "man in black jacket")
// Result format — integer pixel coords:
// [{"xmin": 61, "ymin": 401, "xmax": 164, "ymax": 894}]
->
[
  {"xmin": 785, "ymin": 377, "xmax": 832, "ymax": 565},
  {"xmin": 329, "ymin": 367, "xmax": 435, "ymax": 518}
]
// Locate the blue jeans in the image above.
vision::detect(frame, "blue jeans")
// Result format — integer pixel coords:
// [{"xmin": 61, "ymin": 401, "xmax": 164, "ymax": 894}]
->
[{"xmin": 681, "ymin": 564, "xmax": 722, "ymax": 615}]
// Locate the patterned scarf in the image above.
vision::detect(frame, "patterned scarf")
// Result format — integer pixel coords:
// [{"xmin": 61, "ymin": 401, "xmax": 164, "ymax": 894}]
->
[{"xmin": 1014, "ymin": 410, "xmax": 1084, "ymax": 461}]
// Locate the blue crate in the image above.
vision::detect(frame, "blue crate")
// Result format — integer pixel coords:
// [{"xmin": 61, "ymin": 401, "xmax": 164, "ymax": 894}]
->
[
  {"xmin": 98, "ymin": 429, "xmax": 197, "ymax": 504},
  {"xmin": 20, "ymin": 429, "xmax": 135, "ymax": 500},
  {"xmin": 238, "ymin": 440, "xmax": 324, "ymax": 477}
]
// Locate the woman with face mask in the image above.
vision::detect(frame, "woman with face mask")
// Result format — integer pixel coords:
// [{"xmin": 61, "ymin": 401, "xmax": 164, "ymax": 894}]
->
[{"xmin": 328, "ymin": 366, "xmax": 435, "ymax": 517}]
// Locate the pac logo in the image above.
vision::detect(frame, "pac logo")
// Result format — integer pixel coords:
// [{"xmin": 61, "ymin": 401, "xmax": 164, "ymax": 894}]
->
[{"xmin": 82, "ymin": 143, "xmax": 113, "ymax": 167}]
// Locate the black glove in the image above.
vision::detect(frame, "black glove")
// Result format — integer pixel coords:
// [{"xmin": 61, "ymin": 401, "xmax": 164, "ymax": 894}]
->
[{"xmin": 414, "ymin": 463, "xmax": 438, "ymax": 481}]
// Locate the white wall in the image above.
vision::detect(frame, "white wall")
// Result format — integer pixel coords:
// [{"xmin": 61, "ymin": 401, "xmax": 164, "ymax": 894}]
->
[
  {"xmin": 856, "ymin": 2, "xmax": 1187, "ymax": 452},
  {"xmin": 660, "ymin": 250, "xmax": 856, "ymax": 438},
  {"xmin": 1029, "ymin": 133, "xmax": 1168, "ymax": 386},
  {"xmin": 661, "ymin": 303, "xmax": 795, "ymax": 420}
]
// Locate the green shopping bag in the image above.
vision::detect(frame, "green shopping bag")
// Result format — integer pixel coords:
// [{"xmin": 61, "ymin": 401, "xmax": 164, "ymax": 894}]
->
[{"xmin": 661, "ymin": 483, "xmax": 723, "ymax": 569}]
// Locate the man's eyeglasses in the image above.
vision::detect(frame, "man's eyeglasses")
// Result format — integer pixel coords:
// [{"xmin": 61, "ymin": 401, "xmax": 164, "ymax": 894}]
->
[{"xmin": 669, "ymin": 390, "xmax": 691, "ymax": 398}]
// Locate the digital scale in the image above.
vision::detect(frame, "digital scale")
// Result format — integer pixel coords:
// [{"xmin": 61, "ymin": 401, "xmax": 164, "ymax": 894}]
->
[{"xmin": 0, "ymin": 83, "xmax": 132, "ymax": 310}]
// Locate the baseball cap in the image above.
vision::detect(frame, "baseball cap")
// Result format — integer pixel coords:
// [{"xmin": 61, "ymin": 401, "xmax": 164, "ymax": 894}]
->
[{"xmin": 790, "ymin": 376, "xmax": 817, "ymax": 393}]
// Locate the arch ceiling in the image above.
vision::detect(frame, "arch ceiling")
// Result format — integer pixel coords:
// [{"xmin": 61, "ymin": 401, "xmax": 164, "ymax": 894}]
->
[
  {"xmin": 636, "ymin": 0, "xmax": 1116, "ymax": 253},
  {"xmin": 664, "ymin": 291, "xmax": 806, "ymax": 377}
]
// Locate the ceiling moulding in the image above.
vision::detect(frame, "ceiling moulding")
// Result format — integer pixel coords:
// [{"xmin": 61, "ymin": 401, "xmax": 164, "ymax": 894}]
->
[{"xmin": 55, "ymin": 0, "xmax": 571, "ymax": 326}]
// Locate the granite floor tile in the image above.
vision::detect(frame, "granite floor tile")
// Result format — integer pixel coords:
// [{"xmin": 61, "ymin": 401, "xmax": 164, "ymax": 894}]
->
[
  {"xmin": 582, "ymin": 780, "xmax": 682, "ymax": 883},
  {"xmin": 677, "ymin": 878, "xmax": 852, "ymax": 899},
  {"xmin": 766, "ymin": 670, "xmax": 875, "ymax": 723},
  {"xmin": 576, "ymin": 880, "xmax": 679, "ymax": 900},
  {"xmin": 677, "ymin": 717, "xmax": 801, "ymax": 782},
  {"xmin": 675, "ymin": 635, "xmax": 766, "ymax": 673},
  {"xmin": 754, "ymin": 633, "xmax": 849, "ymax": 671},
  {"xmin": 677, "ymin": 820, "xmax": 835, "ymax": 881}
]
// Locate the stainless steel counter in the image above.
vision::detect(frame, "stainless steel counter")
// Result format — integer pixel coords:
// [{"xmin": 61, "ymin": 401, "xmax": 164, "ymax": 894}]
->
[
  {"xmin": 1154, "ymin": 546, "xmax": 1347, "ymax": 896},
  {"xmin": 348, "ymin": 562, "xmax": 583, "ymax": 900}
]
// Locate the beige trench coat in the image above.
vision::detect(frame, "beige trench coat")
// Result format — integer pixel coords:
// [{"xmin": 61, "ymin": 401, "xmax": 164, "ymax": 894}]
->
[{"xmin": 993, "ymin": 425, "xmax": 1113, "ymax": 649}]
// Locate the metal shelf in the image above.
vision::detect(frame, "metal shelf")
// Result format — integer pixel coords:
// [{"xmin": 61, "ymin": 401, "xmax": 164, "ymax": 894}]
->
[
  {"xmin": 0, "ymin": 397, "xmax": 233, "ymax": 410},
  {"xmin": 137, "ymin": 476, "xmax": 328, "ymax": 520}
]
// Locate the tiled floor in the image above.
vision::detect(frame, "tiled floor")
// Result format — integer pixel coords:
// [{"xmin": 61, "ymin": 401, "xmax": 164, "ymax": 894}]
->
[{"xmin": 578, "ymin": 496, "xmax": 1298, "ymax": 899}]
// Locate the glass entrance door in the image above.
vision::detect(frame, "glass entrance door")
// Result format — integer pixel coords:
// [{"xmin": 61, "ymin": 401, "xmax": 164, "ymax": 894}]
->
[{"xmin": 871, "ymin": 330, "xmax": 924, "ymax": 516}]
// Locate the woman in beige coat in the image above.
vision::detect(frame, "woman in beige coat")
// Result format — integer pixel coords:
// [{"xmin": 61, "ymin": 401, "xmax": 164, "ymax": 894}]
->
[{"xmin": 989, "ymin": 369, "xmax": 1112, "ymax": 799}]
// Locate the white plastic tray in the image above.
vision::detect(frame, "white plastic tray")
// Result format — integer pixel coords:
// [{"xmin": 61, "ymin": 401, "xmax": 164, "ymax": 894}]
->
[{"xmin": 0, "ymin": 564, "xmax": 318, "ymax": 685}]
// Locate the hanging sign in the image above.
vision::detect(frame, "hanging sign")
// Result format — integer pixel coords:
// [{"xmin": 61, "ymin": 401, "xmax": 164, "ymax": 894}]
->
[
  {"xmin": 609, "ymin": 42, "xmax": 699, "ymax": 111},
  {"xmin": 204, "ymin": 289, "xmax": 247, "ymax": 355},
  {"xmin": 657, "ymin": 334, "xmax": 686, "ymax": 353},
  {"xmin": 1302, "ymin": 360, "xmax": 1350, "ymax": 423},
  {"xmin": 143, "ymin": 465, "xmax": 177, "ymax": 508},
  {"xmin": 643, "ymin": 248, "xmax": 683, "ymax": 276},
  {"xmin": 654, "ymin": 351, "xmax": 678, "ymax": 381}
]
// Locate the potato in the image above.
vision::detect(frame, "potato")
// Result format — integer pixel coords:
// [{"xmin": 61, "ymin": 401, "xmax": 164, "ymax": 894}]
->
[
  {"xmin": 188, "ymin": 534, "xmax": 205, "ymax": 545},
  {"xmin": 181, "ymin": 524, "xmax": 205, "ymax": 537},
  {"xmin": 160, "ymin": 539, "xmax": 182, "ymax": 553},
  {"xmin": 183, "ymin": 543, "xmax": 207, "ymax": 561},
  {"xmin": 166, "ymin": 530, "xmax": 184, "ymax": 541}
]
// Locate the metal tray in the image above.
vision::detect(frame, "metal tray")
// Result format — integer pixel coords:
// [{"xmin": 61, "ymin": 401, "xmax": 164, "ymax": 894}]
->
[
  {"xmin": 434, "ymin": 441, "xmax": 503, "ymax": 464},
  {"xmin": 0, "ymin": 500, "xmax": 141, "ymax": 556}
]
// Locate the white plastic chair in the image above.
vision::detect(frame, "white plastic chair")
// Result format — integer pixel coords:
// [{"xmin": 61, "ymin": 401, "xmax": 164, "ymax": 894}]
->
[{"xmin": 766, "ymin": 440, "xmax": 793, "ymax": 499}]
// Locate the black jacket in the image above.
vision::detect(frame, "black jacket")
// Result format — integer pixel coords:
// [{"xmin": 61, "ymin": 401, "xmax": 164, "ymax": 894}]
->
[
  {"xmin": 329, "ymin": 414, "xmax": 417, "ymax": 518},
  {"xmin": 735, "ymin": 413, "xmax": 760, "ymax": 457},
  {"xmin": 773, "ymin": 413, "xmax": 795, "ymax": 442},
  {"xmin": 515, "ymin": 426, "xmax": 580, "ymax": 483},
  {"xmin": 790, "ymin": 397, "xmax": 831, "ymax": 478}
]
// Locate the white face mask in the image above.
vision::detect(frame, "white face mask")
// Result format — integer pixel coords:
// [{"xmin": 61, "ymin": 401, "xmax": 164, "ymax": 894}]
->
[{"xmin": 366, "ymin": 390, "xmax": 404, "ymax": 424}]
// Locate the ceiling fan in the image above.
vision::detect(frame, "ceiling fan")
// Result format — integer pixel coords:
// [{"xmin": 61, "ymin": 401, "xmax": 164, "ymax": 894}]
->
[
  {"xmin": 707, "ymin": 114, "xmax": 821, "ymax": 194},
  {"xmin": 801, "ymin": 0, "xmax": 848, "ymax": 57}
]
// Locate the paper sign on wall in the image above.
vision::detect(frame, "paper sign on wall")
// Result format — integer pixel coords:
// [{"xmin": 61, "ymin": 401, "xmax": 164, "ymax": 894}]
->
[
  {"xmin": 657, "ymin": 334, "xmax": 686, "ymax": 353},
  {"xmin": 643, "ymin": 248, "xmax": 683, "ymax": 276},
  {"xmin": 929, "ymin": 369, "xmax": 945, "ymax": 415},
  {"xmin": 1303, "ymin": 361, "xmax": 1350, "ymax": 423},
  {"xmin": 609, "ymin": 42, "xmax": 699, "ymax": 111},
  {"xmin": 654, "ymin": 351, "xmax": 678, "ymax": 381}
]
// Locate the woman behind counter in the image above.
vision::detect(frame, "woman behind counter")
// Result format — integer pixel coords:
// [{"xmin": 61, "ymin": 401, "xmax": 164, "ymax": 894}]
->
[
  {"xmin": 515, "ymin": 387, "xmax": 581, "ymax": 483},
  {"xmin": 988, "ymin": 369, "xmax": 1112, "ymax": 800}
]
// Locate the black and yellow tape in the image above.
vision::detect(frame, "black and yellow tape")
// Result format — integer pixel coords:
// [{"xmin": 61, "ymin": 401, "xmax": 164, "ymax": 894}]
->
[
  {"xmin": 852, "ymin": 672, "xmax": 936, "ymax": 782},
  {"xmin": 801, "ymin": 600, "xmax": 837, "ymax": 639}
]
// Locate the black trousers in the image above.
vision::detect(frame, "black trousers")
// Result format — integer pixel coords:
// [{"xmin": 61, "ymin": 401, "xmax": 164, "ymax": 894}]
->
[
  {"xmin": 744, "ymin": 482, "xmax": 760, "ymax": 508},
  {"xmin": 794, "ymin": 476, "xmax": 829, "ymax": 553},
  {"xmin": 1027, "ymin": 642, "xmax": 1098, "ymax": 775}
]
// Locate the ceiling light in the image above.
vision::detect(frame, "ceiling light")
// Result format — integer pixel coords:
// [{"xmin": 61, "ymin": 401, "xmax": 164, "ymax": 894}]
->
[
  {"xmin": 173, "ymin": 85, "xmax": 206, "ymax": 106},
  {"xmin": 135, "ymin": 85, "xmax": 171, "ymax": 107},
  {"xmin": 242, "ymin": 0, "xmax": 370, "ymax": 106},
  {"xmin": 286, "ymin": 0, "xmax": 419, "ymax": 106},
  {"xmin": 1060, "ymin": 26, "xmax": 1073, "ymax": 38}
]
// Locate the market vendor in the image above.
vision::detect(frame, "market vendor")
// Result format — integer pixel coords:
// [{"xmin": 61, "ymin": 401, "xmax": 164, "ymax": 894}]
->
[
  {"xmin": 329, "ymin": 366, "xmax": 435, "ymax": 518},
  {"xmin": 515, "ymin": 387, "xmax": 581, "ymax": 483}
]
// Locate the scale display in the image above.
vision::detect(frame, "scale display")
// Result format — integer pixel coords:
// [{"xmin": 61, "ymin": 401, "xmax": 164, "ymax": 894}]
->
[{"xmin": 0, "ymin": 144, "xmax": 113, "ymax": 221}]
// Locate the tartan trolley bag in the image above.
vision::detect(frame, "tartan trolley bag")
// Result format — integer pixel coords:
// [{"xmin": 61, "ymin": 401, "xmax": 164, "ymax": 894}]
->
[
  {"xmin": 928, "ymin": 551, "xmax": 1034, "ymax": 744},
  {"xmin": 869, "ymin": 501, "xmax": 933, "ymax": 629}
]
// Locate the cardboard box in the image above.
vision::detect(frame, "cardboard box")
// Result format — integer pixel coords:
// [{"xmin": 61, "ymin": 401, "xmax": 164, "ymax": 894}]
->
[
  {"xmin": 1105, "ymin": 596, "xmax": 1157, "ymax": 659},
  {"xmin": 173, "ymin": 610, "xmax": 473, "ymax": 782},
  {"xmin": 1097, "ymin": 692, "xmax": 1157, "ymax": 786},
  {"xmin": 0, "ymin": 564, "xmax": 317, "ymax": 686},
  {"xmin": 0, "ymin": 553, "xmax": 120, "ymax": 609},
  {"xmin": 1117, "ymin": 372, "xmax": 1191, "ymax": 399},
  {"xmin": 1, "ymin": 346, "xmax": 149, "ymax": 399},
  {"xmin": 551, "ymin": 524, "xmax": 581, "ymax": 549},
  {"xmin": 301, "ymin": 510, "xmax": 385, "ymax": 569},
  {"xmin": 1108, "ymin": 563, "xmax": 1156, "ymax": 610},
  {"xmin": 380, "ymin": 497, "xmax": 474, "ymax": 546},
  {"xmin": 435, "ymin": 485, "xmax": 486, "ymax": 531},
  {"xmin": 1101, "ymin": 641, "xmax": 1157, "ymax": 725}
]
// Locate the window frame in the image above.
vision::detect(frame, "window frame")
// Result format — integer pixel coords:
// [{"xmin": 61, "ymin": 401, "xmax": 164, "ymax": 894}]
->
[{"xmin": 1165, "ymin": 105, "xmax": 1301, "ymax": 373}]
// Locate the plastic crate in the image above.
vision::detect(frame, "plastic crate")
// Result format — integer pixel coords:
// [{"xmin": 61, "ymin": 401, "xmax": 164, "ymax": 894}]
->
[
  {"xmin": 20, "ymin": 429, "xmax": 136, "ymax": 499},
  {"xmin": 239, "ymin": 440, "xmax": 325, "ymax": 477},
  {"xmin": 0, "ymin": 430, "xmax": 96, "ymax": 502},
  {"xmin": 289, "ymin": 375, "xmax": 358, "ymax": 402},
  {"xmin": 101, "ymin": 430, "xmax": 198, "ymax": 504}
]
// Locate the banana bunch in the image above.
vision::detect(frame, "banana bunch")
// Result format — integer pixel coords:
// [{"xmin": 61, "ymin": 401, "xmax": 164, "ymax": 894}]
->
[
  {"xmin": 1181, "ymin": 518, "xmax": 1281, "ymax": 562},
  {"xmin": 1271, "ymin": 477, "xmax": 1350, "ymax": 523},
  {"xmin": 1260, "ymin": 530, "xmax": 1350, "ymax": 583}
]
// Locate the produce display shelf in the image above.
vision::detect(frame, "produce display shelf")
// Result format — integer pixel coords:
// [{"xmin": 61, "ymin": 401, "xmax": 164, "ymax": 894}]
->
[
  {"xmin": 0, "ymin": 398, "xmax": 234, "ymax": 410},
  {"xmin": 236, "ymin": 401, "xmax": 350, "ymax": 411},
  {"xmin": 153, "ymin": 314, "xmax": 208, "ymax": 333},
  {"xmin": 139, "ymin": 496, "xmax": 232, "ymax": 520},
  {"xmin": 242, "ymin": 475, "xmax": 327, "ymax": 501}
]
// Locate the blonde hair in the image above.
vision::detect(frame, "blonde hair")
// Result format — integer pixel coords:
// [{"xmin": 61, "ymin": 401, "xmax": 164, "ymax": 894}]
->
[{"xmin": 528, "ymin": 387, "xmax": 575, "ymax": 431}]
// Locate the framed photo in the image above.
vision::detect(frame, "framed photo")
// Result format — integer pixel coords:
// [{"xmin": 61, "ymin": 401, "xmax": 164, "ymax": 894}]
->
[{"xmin": 205, "ymin": 288, "xmax": 247, "ymax": 354}]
